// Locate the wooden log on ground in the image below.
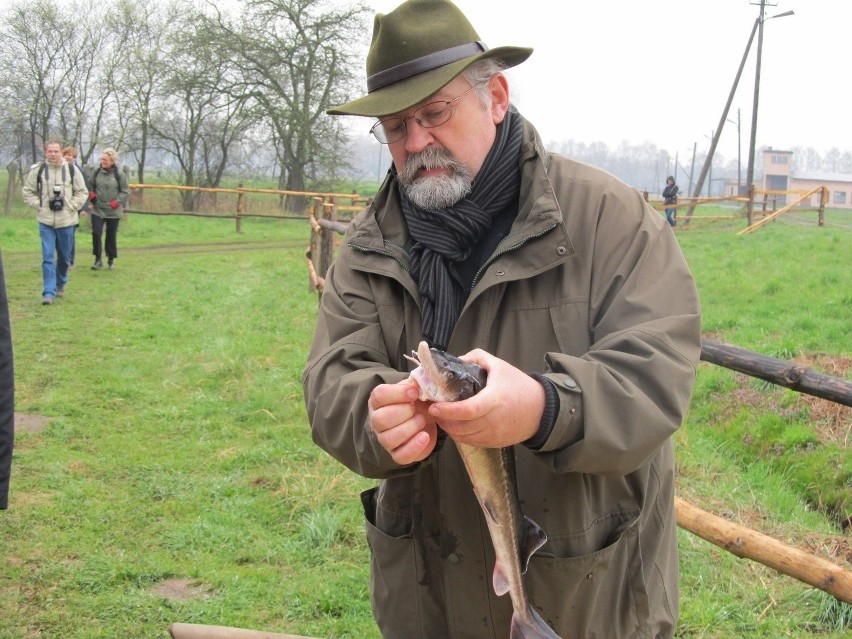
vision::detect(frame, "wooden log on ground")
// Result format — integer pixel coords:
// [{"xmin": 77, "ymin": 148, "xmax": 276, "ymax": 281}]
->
[
  {"xmin": 169, "ymin": 623, "xmax": 320, "ymax": 639},
  {"xmin": 700, "ymin": 339, "xmax": 852, "ymax": 407},
  {"xmin": 675, "ymin": 498, "xmax": 852, "ymax": 604}
]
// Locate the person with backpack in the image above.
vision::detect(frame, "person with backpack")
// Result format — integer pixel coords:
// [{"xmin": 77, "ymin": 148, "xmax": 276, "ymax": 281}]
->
[
  {"xmin": 88, "ymin": 148, "xmax": 129, "ymax": 270},
  {"xmin": 22, "ymin": 140, "xmax": 88, "ymax": 305},
  {"xmin": 62, "ymin": 146, "xmax": 93, "ymax": 268}
]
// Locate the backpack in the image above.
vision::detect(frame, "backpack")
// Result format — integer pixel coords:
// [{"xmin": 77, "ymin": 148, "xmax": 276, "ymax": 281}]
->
[
  {"xmin": 92, "ymin": 166, "xmax": 122, "ymax": 191},
  {"xmin": 36, "ymin": 161, "xmax": 75, "ymax": 201}
]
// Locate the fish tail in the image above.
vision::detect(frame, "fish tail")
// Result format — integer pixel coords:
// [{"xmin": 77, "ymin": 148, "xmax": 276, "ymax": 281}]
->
[{"xmin": 510, "ymin": 606, "xmax": 564, "ymax": 639}]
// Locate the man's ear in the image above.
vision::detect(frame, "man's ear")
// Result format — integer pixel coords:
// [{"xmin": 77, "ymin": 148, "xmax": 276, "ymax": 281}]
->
[{"xmin": 489, "ymin": 73, "xmax": 510, "ymax": 124}]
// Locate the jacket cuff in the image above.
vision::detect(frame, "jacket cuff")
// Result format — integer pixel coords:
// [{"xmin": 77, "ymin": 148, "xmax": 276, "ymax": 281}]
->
[{"xmin": 523, "ymin": 373, "xmax": 560, "ymax": 451}]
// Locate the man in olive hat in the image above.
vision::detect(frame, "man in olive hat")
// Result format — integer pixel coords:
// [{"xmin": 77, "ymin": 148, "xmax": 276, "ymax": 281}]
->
[{"xmin": 303, "ymin": 1, "xmax": 701, "ymax": 637}]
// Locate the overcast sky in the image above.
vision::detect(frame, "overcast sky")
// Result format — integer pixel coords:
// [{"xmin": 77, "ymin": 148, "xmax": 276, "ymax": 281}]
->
[{"xmin": 349, "ymin": 0, "xmax": 850, "ymax": 164}]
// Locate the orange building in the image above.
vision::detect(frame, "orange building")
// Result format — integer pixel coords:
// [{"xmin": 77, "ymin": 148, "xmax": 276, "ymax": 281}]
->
[{"xmin": 726, "ymin": 148, "xmax": 852, "ymax": 209}]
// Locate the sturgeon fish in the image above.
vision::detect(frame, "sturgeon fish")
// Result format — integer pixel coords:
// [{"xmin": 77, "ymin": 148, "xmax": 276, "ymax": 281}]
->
[{"xmin": 406, "ymin": 341, "xmax": 564, "ymax": 639}]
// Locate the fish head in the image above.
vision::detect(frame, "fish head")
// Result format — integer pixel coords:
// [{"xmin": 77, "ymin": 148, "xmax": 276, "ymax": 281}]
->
[{"xmin": 405, "ymin": 341, "xmax": 487, "ymax": 402}]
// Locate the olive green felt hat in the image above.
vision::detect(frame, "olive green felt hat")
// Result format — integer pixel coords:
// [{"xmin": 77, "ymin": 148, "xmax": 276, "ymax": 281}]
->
[{"xmin": 328, "ymin": 0, "xmax": 533, "ymax": 117}]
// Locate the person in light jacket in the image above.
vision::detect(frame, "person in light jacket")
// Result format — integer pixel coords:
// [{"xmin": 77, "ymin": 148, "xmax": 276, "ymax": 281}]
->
[
  {"xmin": 22, "ymin": 140, "xmax": 89, "ymax": 304},
  {"xmin": 302, "ymin": 1, "xmax": 701, "ymax": 637},
  {"xmin": 88, "ymin": 148, "xmax": 129, "ymax": 270}
]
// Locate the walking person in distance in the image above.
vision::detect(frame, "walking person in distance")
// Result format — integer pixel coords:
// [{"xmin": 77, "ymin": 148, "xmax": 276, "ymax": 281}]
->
[
  {"xmin": 62, "ymin": 146, "xmax": 93, "ymax": 268},
  {"xmin": 21, "ymin": 140, "xmax": 88, "ymax": 304},
  {"xmin": 89, "ymin": 148, "xmax": 129, "ymax": 270},
  {"xmin": 663, "ymin": 175, "xmax": 679, "ymax": 227}
]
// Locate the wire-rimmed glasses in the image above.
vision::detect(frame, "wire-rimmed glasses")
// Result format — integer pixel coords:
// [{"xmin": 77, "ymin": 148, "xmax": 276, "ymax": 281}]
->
[{"xmin": 369, "ymin": 83, "xmax": 481, "ymax": 144}]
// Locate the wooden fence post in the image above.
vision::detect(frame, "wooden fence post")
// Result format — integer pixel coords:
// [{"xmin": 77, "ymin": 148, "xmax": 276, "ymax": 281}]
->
[
  {"xmin": 746, "ymin": 184, "xmax": 755, "ymax": 226},
  {"xmin": 4, "ymin": 161, "xmax": 18, "ymax": 216},
  {"xmin": 818, "ymin": 186, "xmax": 826, "ymax": 227},
  {"xmin": 319, "ymin": 202, "xmax": 336, "ymax": 284},
  {"xmin": 236, "ymin": 182, "xmax": 244, "ymax": 233},
  {"xmin": 308, "ymin": 197, "xmax": 322, "ymax": 295}
]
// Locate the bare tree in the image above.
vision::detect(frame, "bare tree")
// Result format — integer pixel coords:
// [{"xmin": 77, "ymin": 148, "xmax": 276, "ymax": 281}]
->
[
  {"xmin": 202, "ymin": 0, "xmax": 370, "ymax": 211},
  {"xmin": 149, "ymin": 6, "xmax": 257, "ymax": 210},
  {"xmin": 54, "ymin": 0, "xmax": 119, "ymax": 162},
  {"xmin": 108, "ymin": 0, "xmax": 185, "ymax": 185},
  {"xmin": 0, "ymin": 0, "xmax": 79, "ymax": 163}
]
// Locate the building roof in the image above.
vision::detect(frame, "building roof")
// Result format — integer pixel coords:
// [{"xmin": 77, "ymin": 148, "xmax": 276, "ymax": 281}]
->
[{"xmin": 791, "ymin": 171, "xmax": 852, "ymax": 184}]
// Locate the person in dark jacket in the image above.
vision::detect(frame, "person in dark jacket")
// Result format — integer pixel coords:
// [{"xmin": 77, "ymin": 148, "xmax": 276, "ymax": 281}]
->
[
  {"xmin": 663, "ymin": 175, "xmax": 679, "ymax": 227},
  {"xmin": 62, "ymin": 146, "xmax": 93, "ymax": 267},
  {"xmin": 302, "ymin": 1, "xmax": 701, "ymax": 637},
  {"xmin": 0, "ymin": 249, "xmax": 14, "ymax": 510},
  {"xmin": 89, "ymin": 147, "xmax": 129, "ymax": 270}
]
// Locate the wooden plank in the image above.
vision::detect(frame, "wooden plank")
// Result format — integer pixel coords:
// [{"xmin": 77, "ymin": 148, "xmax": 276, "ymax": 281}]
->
[
  {"xmin": 676, "ymin": 498, "xmax": 852, "ymax": 605},
  {"xmin": 700, "ymin": 339, "xmax": 852, "ymax": 406}
]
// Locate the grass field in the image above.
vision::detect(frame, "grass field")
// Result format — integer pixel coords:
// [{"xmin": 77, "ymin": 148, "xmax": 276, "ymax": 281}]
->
[{"xmin": 0, "ymin": 201, "xmax": 850, "ymax": 637}]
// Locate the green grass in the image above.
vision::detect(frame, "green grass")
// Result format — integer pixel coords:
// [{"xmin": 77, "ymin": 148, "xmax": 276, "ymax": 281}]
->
[{"xmin": 0, "ymin": 206, "xmax": 850, "ymax": 638}]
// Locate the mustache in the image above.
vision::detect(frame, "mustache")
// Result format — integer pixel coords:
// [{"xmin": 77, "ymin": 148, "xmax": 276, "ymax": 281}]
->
[{"xmin": 398, "ymin": 147, "xmax": 471, "ymax": 185}]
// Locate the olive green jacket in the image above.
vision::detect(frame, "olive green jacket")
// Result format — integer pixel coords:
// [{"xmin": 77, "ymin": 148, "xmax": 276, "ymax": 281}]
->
[
  {"xmin": 302, "ymin": 117, "xmax": 701, "ymax": 638},
  {"xmin": 90, "ymin": 166, "xmax": 129, "ymax": 220}
]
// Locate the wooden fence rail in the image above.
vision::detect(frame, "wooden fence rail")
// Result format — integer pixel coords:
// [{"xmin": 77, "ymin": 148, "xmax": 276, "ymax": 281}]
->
[
  {"xmin": 701, "ymin": 339, "xmax": 852, "ymax": 406},
  {"xmin": 643, "ymin": 186, "xmax": 828, "ymax": 229},
  {"xmin": 125, "ymin": 183, "xmax": 371, "ymax": 233}
]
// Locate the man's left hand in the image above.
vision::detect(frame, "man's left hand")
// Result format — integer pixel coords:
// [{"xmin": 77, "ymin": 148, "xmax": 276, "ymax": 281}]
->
[{"xmin": 427, "ymin": 349, "xmax": 545, "ymax": 448}]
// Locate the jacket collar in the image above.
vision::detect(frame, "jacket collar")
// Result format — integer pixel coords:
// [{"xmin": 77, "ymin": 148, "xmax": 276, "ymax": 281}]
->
[{"xmin": 347, "ymin": 113, "xmax": 570, "ymax": 270}]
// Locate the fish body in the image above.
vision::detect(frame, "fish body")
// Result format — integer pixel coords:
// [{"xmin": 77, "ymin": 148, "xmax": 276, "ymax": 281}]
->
[{"xmin": 406, "ymin": 342, "xmax": 564, "ymax": 639}]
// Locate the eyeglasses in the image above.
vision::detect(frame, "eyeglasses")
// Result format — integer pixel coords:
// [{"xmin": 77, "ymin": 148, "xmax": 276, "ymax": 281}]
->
[{"xmin": 369, "ymin": 83, "xmax": 481, "ymax": 144}]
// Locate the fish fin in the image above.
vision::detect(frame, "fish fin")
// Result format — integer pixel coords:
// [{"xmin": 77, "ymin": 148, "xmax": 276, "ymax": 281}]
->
[
  {"xmin": 520, "ymin": 516, "xmax": 548, "ymax": 573},
  {"xmin": 480, "ymin": 496, "xmax": 501, "ymax": 527},
  {"xmin": 510, "ymin": 607, "xmax": 564, "ymax": 639},
  {"xmin": 492, "ymin": 561, "xmax": 510, "ymax": 596}
]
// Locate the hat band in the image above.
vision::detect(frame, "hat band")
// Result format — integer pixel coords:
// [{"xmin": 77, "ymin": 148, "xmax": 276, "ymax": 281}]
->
[{"xmin": 367, "ymin": 41, "xmax": 488, "ymax": 93}]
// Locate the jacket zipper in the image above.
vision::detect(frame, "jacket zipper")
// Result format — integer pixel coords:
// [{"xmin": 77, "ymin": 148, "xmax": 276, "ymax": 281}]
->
[
  {"xmin": 470, "ymin": 222, "xmax": 558, "ymax": 289},
  {"xmin": 348, "ymin": 241, "xmax": 412, "ymax": 273}
]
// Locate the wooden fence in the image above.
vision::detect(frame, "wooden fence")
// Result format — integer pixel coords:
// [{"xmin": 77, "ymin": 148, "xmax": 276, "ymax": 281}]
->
[
  {"xmin": 644, "ymin": 185, "xmax": 829, "ymax": 229},
  {"xmin": 124, "ymin": 182, "xmax": 371, "ymax": 232},
  {"xmin": 305, "ymin": 209, "xmax": 852, "ymax": 604}
]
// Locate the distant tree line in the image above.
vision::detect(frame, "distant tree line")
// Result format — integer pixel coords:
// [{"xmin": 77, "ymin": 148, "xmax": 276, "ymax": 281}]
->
[
  {"xmin": 0, "ymin": 0, "xmax": 369, "ymax": 210},
  {"xmin": 345, "ymin": 130, "xmax": 852, "ymax": 198},
  {"xmin": 2, "ymin": 0, "xmax": 847, "ymax": 206}
]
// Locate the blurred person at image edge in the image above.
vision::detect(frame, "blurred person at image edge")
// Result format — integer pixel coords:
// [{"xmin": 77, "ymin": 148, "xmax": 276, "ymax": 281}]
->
[{"xmin": 0, "ymin": 249, "xmax": 13, "ymax": 510}]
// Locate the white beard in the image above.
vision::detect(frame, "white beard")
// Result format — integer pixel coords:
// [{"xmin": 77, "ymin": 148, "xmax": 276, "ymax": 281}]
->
[{"xmin": 398, "ymin": 147, "xmax": 472, "ymax": 210}]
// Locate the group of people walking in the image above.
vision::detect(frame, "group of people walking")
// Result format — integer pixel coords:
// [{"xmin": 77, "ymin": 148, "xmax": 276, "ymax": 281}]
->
[{"xmin": 22, "ymin": 140, "xmax": 129, "ymax": 305}]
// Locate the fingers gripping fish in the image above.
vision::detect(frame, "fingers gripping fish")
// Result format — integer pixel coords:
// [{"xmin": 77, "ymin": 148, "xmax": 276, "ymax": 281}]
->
[{"xmin": 405, "ymin": 341, "xmax": 564, "ymax": 639}]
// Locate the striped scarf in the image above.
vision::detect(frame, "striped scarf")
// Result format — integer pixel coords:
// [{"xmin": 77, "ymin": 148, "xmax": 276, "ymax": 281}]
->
[{"xmin": 399, "ymin": 107, "xmax": 523, "ymax": 350}]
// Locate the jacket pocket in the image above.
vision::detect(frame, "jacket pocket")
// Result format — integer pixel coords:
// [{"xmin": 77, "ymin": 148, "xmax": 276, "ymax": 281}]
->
[
  {"xmin": 526, "ymin": 513, "xmax": 651, "ymax": 639},
  {"xmin": 360, "ymin": 487, "xmax": 422, "ymax": 638}
]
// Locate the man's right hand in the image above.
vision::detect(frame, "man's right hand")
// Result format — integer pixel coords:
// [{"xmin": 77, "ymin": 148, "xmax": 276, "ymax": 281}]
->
[{"xmin": 368, "ymin": 378, "xmax": 437, "ymax": 465}]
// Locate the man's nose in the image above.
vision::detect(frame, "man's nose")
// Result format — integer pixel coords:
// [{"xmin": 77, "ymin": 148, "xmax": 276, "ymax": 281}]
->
[{"xmin": 403, "ymin": 119, "xmax": 434, "ymax": 154}]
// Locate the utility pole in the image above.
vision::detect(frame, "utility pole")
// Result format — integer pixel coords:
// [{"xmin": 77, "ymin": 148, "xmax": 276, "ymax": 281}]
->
[
  {"xmin": 745, "ymin": 0, "xmax": 768, "ymax": 226},
  {"xmin": 688, "ymin": 142, "xmax": 697, "ymax": 197},
  {"xmin": 685, "ymin": 14, "xmax": 760, "ymax": 223},
  {"xmin": 737, "ymin": 108, "xmax": 742, "ymax": 193},
  {"xmin": 744, "ymin": 2, "xmax": 793, "ymax": 225}
]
